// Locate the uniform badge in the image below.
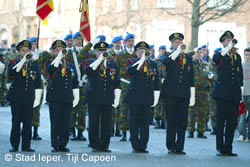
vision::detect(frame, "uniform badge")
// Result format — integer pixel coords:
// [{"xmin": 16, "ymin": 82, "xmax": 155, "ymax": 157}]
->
[
  {"xmin": 56, "ymin": 40, "xmax": 62, "ymax": 46},
  {"xmin": 24, "ymin": 41, "xmax": 29, "ymax": 47},
  {"xmin": 174, "ymin": 33, "xmax": 179, "ymax": 38},
  {"xmin": 237, "ymin": 67, "xmax": 240, "ymax": 72},
  {"xmin": 109, "ymin": 68, "xmax": 116, "ymax": 80}
]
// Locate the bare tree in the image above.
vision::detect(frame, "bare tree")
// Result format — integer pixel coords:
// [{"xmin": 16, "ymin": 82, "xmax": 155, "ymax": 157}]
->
[{"xmin": 163, "ymin": 0, "xmax": 248, "ymax": 49}]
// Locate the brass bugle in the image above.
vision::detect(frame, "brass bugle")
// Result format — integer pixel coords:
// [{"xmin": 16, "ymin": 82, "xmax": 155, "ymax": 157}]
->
[
  {"xmin": 103, "ymin": 52, "xmax": 109, "ymax": 58},
  {"xmin": 145, "ymin": 51, "xmax": 150, "ymax": 57},
  {"xmin": 25, "ymin": 53, "xmax": 33, "ymax": 60},
  {"xmin": 232, "ymin": 39, "xmax": 237, "ymax": 45},
  {"xmin": 62, "ymin": 48, "xmax": 68, "ymax": 55},
  {"xmin": 181, "ymin": 44, "xmax": 186, "ymax": 50}
]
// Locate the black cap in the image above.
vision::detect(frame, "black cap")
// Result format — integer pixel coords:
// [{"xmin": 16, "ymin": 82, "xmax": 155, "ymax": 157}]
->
[
  {"xmin": 16, "ymin": 40, "xmax": 31, "ymax": 51},
  {"xmin": 134, "ymin": 41, "xmax": 149, "ymax": 51},
  {"xmin": 94, "ymin": 42, "xmax": 109, "ymax": 51},
  {"xmin": 51, "ymin": 40, "xmax": 67, "ymax": 49},
  {"xmin": 219, "ymin": 30, "xmax": 234, "ymax": 43},
  {"xmin": 169, "ymin": 33, "xmax": 184, "ymax": 42}
]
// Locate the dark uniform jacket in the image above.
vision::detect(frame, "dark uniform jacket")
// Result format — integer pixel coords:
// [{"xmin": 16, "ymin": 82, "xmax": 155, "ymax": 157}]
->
[
  {"xmin": 162, "ymin": 54, "xmax": 194, "ymax": 99},
  {"xmin": 124, "ymin": 58, "xmax": 160, "ymax": 105},
  {"xmin": 6, "ymin": 59, "xmax": 42, "ymax": 104},
  {"xmin": 45, "ymin": 60, "xmax": 78, "ymax": 103},
  {"xmin": 84, "ymin": 58, "xmax": 121, "ymax": 105},
  {"xmin": 212, "ymin": 51, "xmax": 243, "ymax": 101}
]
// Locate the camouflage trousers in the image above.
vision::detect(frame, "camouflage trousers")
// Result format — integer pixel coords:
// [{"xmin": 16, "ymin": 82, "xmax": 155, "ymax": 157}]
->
[
  {"xmin": 187, "ymin": 89, "xmax": 208, "ymax": 133},
  {"xmin": 209, "ymin": 97, "xmax": 217, "ymax": 129},
  {"xmin": 119, "ymin": 83, "xmax": 129, "ymax": 132},
  {"xmin": 112, "ymin": 107, "xmax": 120, "ymax": 131},
  {"xmin": 154, "ymin": 97, "xmax": 165, "ymax": 121},
  {"xmin": 70, "ymin": 87, "xmax": 87, "ymax": 131},
  {"xmin": 0, "ymin": 76, "xmax": 7, "ymax": 104}
]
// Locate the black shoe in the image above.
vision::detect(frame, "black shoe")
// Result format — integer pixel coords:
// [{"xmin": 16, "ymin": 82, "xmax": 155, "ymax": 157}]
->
[
  {"xmin": 197, "ymin": 133, "xmax": 207, "ymax": 139},
  {"xmin": 69, "ymin": 128, "xmax": 76, "ymax": 140},
  {"xmin": 210, "ymin": 129, "xmax": 216, "ymax": 135},
  {"xmin": 77, "ymin": 130, "xmax": 87, "ymax": 141},
  {"xmin": 33, "ymin": 135, "xmax": 42, "ymax": 140},
  {"xmin": 51, "ymin": 147, "xmax": 59, "ymax": 152},
  {"xmin": 91, "ymin": 148, "xmax": 101, "ymax": 152},
  {"xmin": 100, "ymin": 148, "xmax": 112, "ymax": 153},
  {"xmin": 59, "ymin": 147, "xmax": 70, "ymax": 152},
  {"xmin": 132, "ymin": 149, "xmax": 141, "ymax": 153},
  {"xmin": 115, "ymin": 130, "xmax": 122, "ymax": 137},
  {"xmin": 9, "ymin": 147, "xmax": 18, "ymax": 152},
  {"xmin": 175, "ymin": 150, "xmax": 186, "ymax": 155},
  {"xmin": 111, "ymin": 128, "xmax": 114, "ymax": 137},
  {"xmin": 216, "ymin": 150, "xmax": 226, "ymax": 156},
  {"xmin": 226, "ymin": 151, "xmax": 238, "ymax": 157},
  {"xmin": 206, "ymin": 126, "xmax": 211, "ymax": 131},
  {"xmin": 168, "ymin": 150, "xmax": 176, "ymax": 154},
  {"xmin": 140, "ymin": 149, "xmax": 149, "ymax": 153},
  {"xmin": 154, "ymin": 120, "xmax": 161, "ymax": 129},
  {"xmin": 120, "ymin": 132, "xmax": 127, "ymax": 141},
  {"xmin": 22, "ymin": 148, "xmax": 35, "ymax": 152},
  {"xmin": 187, "ymin": 132, "xmax": 194, "ymax": 138}
]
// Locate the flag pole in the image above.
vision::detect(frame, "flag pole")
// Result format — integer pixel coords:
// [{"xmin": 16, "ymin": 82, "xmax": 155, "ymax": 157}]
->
[{"xmin": 37, "ymin": 19, "xmax": 41, "ymax": 49}]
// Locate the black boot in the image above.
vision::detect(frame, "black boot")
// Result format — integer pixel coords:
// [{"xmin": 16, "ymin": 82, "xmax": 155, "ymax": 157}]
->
[
  {"xmin": 120, "ymin": 131, "xmax": 127, "ymax": 141},
  {"xmin": 115, "ymin": 129, "xmax": 122, "ymax": 137},
  {"xmin": 206, "ymin": 124, "xmax": 211, "ymax": 131},
  {"xmin": 161, "ymin": 120, "xmax": 166, "ymax": 129},
  {"xmin": 210, "ymin": 128, "xmax": 216, "ymax": 135},
  {"xmin": 187, "ymin": 132, "xmax": 194, "ymax": 138},
  {"xmin": 154, "ymin": 120, "xmax": 161, "ymax": 129},
  {"xmin": 77, "ymin": 129, "xmax": 87, "ymax": 141},
  {"xmin": 33, "ymin": 126, "xmax": 42, "ymax": 140},
  {"xmin": 197, "ymin": 132, "xmax": 207, "ymax": 139},
  {"xmin": 111, "ymin": 128, "xmax": 115, "ymax": 137},
  {"xmin": 69, "ymin": 128, "xmax": 77, "ymax": 141}
]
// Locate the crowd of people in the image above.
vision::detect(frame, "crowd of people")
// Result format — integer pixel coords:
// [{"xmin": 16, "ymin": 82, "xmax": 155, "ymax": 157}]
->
[{"xmin": 0, "ymin": 30, "xmax": 249, "ymax": 156}]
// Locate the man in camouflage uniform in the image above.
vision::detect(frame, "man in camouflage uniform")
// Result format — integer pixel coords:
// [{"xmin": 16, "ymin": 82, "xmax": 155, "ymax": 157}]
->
[
  {"xmin": 0, "ymin": 49, "xmax": 8, "ymax": 106},
  {"xmin": 118, "ymin": 32, "xmax": 136, "ymax": 141},
  {"xmin": 208, "ymin": 48, "xmax": 221, "ymax": 135},
  {"xmin": 187, "ymin": 48, "xmax": 211, "ymax": 139},
  {"xmin": 64, "ymin": 32, "xmax": 90, "ymax": 141},
  {"xmin": 108, "ymin": 35, "xmax": 123, "ymax": 137},
  {"xmin": 153, "ymin": 48, "xmax": 167, "ymax": 129}
]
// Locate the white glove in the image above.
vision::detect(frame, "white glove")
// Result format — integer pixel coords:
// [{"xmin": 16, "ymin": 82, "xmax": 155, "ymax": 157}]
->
[
  {"xmin": 221, "ymin": 40, "xmax": 233, "ymax": 56},
  {"xmin": 161, "ymin": 78, "xmax": 165, "ymax": 84},
  {"xmin": 32, "ymin": 50, "xmax": 40, "ymax": 61},
  {"xmin": 73, "ymin": 88, "xmax": 80, "ymax": 108},
  {"xmin": 151, "ymin": 90, "xmax": 160, "ymax": 107},
  {"xmin": 208, "ymin": 72, "xmax": 214, "ymax": 79},
  {"xmin": 169, "ymin": 44, "xmax": 182, "ymax": 60},
  {"xmin": 51, "ymin": 49, "xmax": 64, "ymax": 68},
  {"xmin": 6, "ymin": 83, "xmax": 11, "ymax": 90},
  {"xmin": 241, "ymin": 86, "xmax": 244, "ymax": 96},
  {"xmin": 189, "ymin": 87, "xmax": 195, "ymax": 106},
  {"xmin": 0, "ymin": 61, "xmax": 5, "ymax": 74},
  {"xmin": 121, "ymin": 78, "xmax": 130, "ymax": 84},
  {"xmin": 132, "ymin": 52, "xmax": 146, "ymax": 70},
  {"xmin": 112, "ymin": 88, "xmax": 122, "ymax": 108},
  {"xmin": 90, "ymin": 53, "xmax": 104, "ymax": 70},
  {"xmin": 33, "ymin": 89, "xmax": 43, "ymax": 108},
  {"xmin": 13, "ymin": 53, "xmax": 28, "ymax": 72},
  {"xmin": 90, "ymin": 38, "xmax": 101, "ymax": 46}
]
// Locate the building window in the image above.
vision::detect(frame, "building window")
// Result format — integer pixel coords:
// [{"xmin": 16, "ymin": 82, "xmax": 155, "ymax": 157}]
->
[
  {"xmin": 129, "ymin": 0, "xmax": 138, "ymax": 10},
  {"xmin": 102, "ymin": 0, "xmax": 110, "ymax": 14},
  {"xmin": 207, "ymin": 0, "xmax": 233, "ymax": 9},
  {"xmin": 156, "ymin": 0, "xmax": 175, "ymax": 8},
  {"xmin": 116, "ymin": 0, "xmax": 123, "ymax": 12}
]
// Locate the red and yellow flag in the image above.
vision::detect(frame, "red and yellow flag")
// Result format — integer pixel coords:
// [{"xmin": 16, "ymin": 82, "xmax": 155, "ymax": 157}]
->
[
  {"xmin": 36, "ymin": 0, "xmax": 54, "ymax": 20},
  {"xmin": 80, "ymin": 0, "xmax": 91, "ymax": 42}
]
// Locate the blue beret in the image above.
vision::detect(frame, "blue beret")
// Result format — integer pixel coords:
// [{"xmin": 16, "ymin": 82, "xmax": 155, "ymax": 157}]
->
[
  {"xmin": 124, "ymin": 32, "xmax": 134, "ymax": 41},
  {"xmin": 64, "ymin": 34, "xmax": 73, "ymax": 40},
  {"xmin": 198, "ymin": 47, "xmax": 202, "ymax": 50},
  {"xmin": 214, "ymin": 48, "xmax": 222, "ymax": 53},
  {"xmin": 169, "ymin": 46, "xmax": 173, "ymax": 50},
  {"xmin": 0, "ymin": 48, "xmax": 5, "ymax": 52},
  {"xmin": 201, "ymin": 45, "xmax": 207, "ymax": 49},
  {"xmin": 112, "ymin": 36, "xmax": 123, "ymax": 43},
  {"xmin": 149, "ymin": 45, "xmax": 154, "ymax": 49},
  {"xmin": 11, "ymin": 43, "xmax": 16, "ymax": 48},
  {"xmin": 96, "ymin": 35, "xmax": 106, "ymax": 42},
  {"xmin": 108, "ymin": 43, "xmax": 114, "ymax": 48},
  {"xmin": 29, "ymin": 37, "xmax": 37, "ymax": 43},
  {"xmin": 159, "ymin": 45, "xmax": 166, "ymax": 50},
  {"xmin": 73, "ymin": 32, "xmax": 81, "ymax": 39}
]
